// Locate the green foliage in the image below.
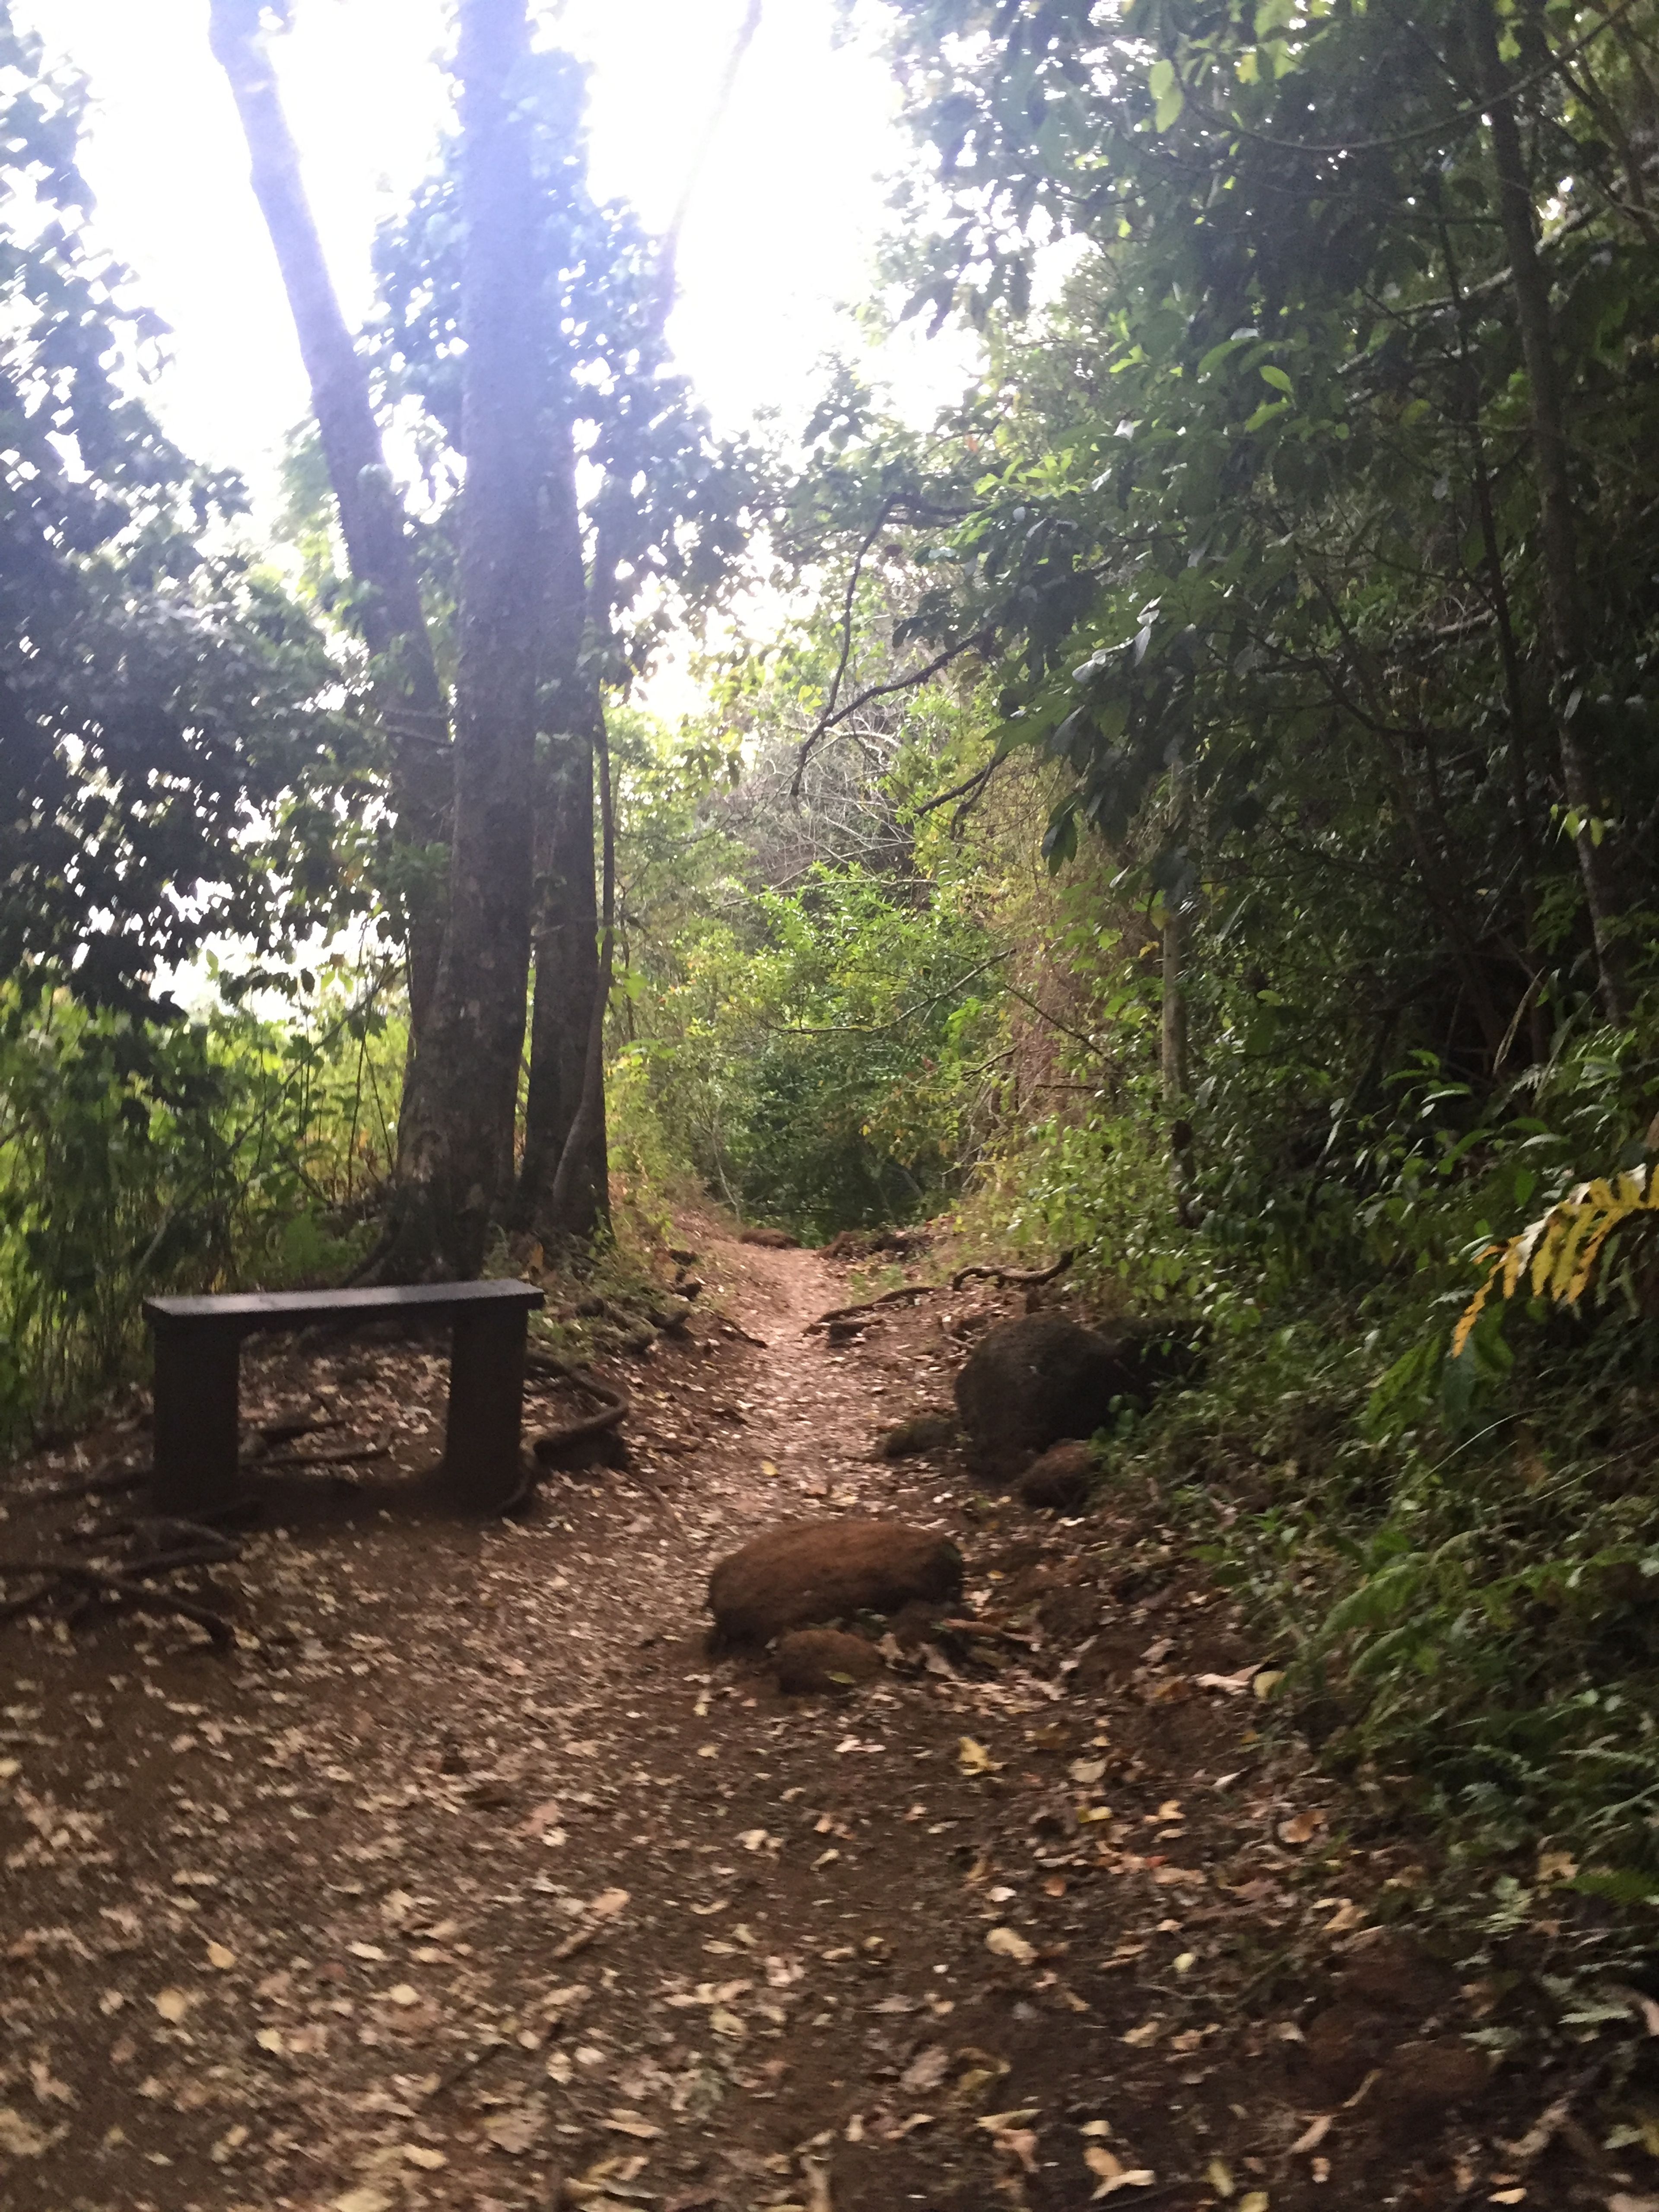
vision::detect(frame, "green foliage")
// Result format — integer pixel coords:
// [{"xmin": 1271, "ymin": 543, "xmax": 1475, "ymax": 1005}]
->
[
  {"xmin": 616, "ymin": 852, "xmax": 1000, "ymax": 1240},
  {"xmin": 0, "ymin": 977, "xmax": 406, "ymax": 1452}
]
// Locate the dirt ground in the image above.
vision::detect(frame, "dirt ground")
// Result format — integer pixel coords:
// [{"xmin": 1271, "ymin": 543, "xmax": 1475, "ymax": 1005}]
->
[{"xmin": 0, "ymin": 1217, "xmax": 1649, "ymax": 2212}]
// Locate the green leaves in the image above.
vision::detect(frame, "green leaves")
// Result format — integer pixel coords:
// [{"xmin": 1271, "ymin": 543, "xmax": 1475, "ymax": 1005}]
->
[{"xmin": 1148, "ymin": 57, "xmax": 1185, "ymax": 131}]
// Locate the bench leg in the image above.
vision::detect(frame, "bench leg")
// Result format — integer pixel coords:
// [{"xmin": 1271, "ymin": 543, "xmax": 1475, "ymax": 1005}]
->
[
  {"xmin": 441, "ymin": 1304, "xmax": 529, "ymax": 1509},
  {"xmin": 151, "ymin": 1320, "xmax": 242, "ymax": 1518}
]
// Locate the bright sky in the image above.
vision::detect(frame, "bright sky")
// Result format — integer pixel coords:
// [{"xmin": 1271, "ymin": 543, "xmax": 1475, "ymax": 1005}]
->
[{"xmin": 24, "ymin": 0, "xmax": 981, "ymax": 504}]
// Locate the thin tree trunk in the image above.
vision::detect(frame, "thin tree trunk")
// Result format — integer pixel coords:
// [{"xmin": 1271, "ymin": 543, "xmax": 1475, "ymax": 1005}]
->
[
  {"xmin": 1160, "ymin": 901, "xmax": 1188, "ymax": 1107},
  {"xmin": 1466, "ymin": 0, "xmax": 1626, "ymax": 1023},
  {"xmin": 515, "ymin": 2, "xmax": 764, "ymax": 1245},
  {"xmin": 389, "ymin": 0, "xmax": 545, "ymax": 1278},
  {"xmin": 541, "ymin": 697, "xmax": 617, "ymax": 1244},
  {"xmin": 1437, "ymin": 202, "xmax": 1548, "ymax": 1064},
  {"xmin": 517, "ymin": 410, "xmax": 609, "ymax": 1243},
  {"xmin": 207, "ymin": 0, "xmax": 450, "ymax": 1042}
]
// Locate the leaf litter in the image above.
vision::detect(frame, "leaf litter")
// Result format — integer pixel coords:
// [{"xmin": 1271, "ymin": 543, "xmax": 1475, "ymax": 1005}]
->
[{"xmin": 0, "ymin": 1213, "xmax": 1646, "ymax": 2209}]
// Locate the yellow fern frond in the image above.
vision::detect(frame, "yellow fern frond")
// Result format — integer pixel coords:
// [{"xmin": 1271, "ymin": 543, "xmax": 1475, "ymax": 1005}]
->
[{"xmin": 1457, "ymin": 1153, "xmax": 1659, "ymax": 1349}]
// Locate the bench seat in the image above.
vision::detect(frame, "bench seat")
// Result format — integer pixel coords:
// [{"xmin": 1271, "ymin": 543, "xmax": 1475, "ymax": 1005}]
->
[{"xmin": 143, "ymin": 1278, "xmax": 545, "ymax": 1516}]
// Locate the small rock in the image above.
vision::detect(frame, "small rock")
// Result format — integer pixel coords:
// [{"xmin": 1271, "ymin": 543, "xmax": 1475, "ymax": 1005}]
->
[
  {"xmin": 708, "ymin": 1519, "xmax": 963, "ymax": 1645},
  {"xmin": 775, "ymin": 1629, "xmax": 883, "ymax": 1694},
  {"xmin": 875, "ymin": 1408, "xmax": 958, "ymax": 1459},
  {"xmin": 1017, "ymin": 1438, "xmax": 1095, "ymax": 1512},
  {"xmin": 1374, "ymin": 2037, "xmax": 1490, "ymax": 2128},
  {"xmin": 1337, "ymin": 1932, "xmax": 1458, "ymax": 2016},
  {"xmin": 739, "ymin": 1226, "xmax": 797, "ymax": 1249},
  {"xmin": 1302, "ymin": 2001, "xmax": 1399, "ymax": 2099}
]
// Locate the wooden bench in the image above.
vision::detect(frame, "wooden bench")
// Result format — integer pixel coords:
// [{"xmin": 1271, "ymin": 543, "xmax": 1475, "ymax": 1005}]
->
[{"xmin": 142, "ymin": 1279, "xmax": 546, "ymax": 1517}]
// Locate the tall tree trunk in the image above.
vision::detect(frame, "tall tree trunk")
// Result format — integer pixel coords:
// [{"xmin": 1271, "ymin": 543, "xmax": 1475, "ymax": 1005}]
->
[
  {"xmin": 389, "ymin": 0, "xmax": 545, "ymax": 1278},
  {"xmin": 207, "ymin": 0, "xmax": 450, "ymax": 1043},
  {"xmin": 1466, "ymin": 0, "xmax": 1627, "ymax": 1023}
]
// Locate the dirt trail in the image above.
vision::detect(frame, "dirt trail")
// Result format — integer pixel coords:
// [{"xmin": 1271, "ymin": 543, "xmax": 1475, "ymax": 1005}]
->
[{"xmin": 0, "ymin": 1224, "xmax": 1576, "ymax": 2212}]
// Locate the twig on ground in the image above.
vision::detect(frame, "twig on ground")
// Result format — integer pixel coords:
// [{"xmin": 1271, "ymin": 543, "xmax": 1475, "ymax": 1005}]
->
[
  {"xmin": 31, "ymin": 1462, "xmax": 149, "ymax": 1504},
  {"xmin": 0, "ymin": 1556, "xmax": 235, "ymax": 1643}
]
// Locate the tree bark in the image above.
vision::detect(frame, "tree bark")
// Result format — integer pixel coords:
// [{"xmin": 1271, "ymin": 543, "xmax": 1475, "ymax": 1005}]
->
[
  {"xmin": 1466, "ymin": 0, "xmax": 1627, "ymax": 1023},
  {"xmin": 1160, "ymin": 899, "xmax": 1188, "ymax": 1107},
  {"xmin": 517, "ymin": 407, "xmax": 609, "ymax": 1243},
  {"xmin": 389, "ymin": 0, "xmax": 545, "ymax": 1277},
  {"xmin": 207, "ymin": 0, "xmax": 451, "ymax": 1042}
]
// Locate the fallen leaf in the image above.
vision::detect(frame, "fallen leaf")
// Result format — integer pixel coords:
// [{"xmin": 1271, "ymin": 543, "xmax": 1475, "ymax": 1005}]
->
[
  {"xmin": 255, "ymin": 2027, "xmax": 286, "ymax": 2054},
  {"xmin": 332, "ymin": 2192, "xmax": 393, "ymax": 2212},
  {"xmin": 1087, "ymin": 2144, "xmax": 1157, "ymax": 2197},
  {"xmin": 1278, "ymin": 1809, "xmax": 1325, "ymax": 1847},
  {"xmin": 995, "ymin": 2126, "xmax": 1039, "ymax": 2173},
  {"xmin": 1120, "ymin": 2019, "xmax": 1161, "ymax": 2047},
  {"xmin": 153, "ymin": 1988, "xmax": 193, "ymax": 2023},
  {"xmin": 978, "ymin": 2107, "xmax": 1039, "ymax": 2132},
  {"xmin": 901, "ymin": 2045, "xmax": 950, "ymax": 2094},
  {"xmin": 402, "ymin": 2145, "xmax": 448, "ymax": 2169},
  {"xmin": 1069, "ymin": 1757, "xmax": 1108, "ymax": 1786},
  {"xmin": 1239, "ymin": 2195, "xmax": 1270, "ymax": 2212},
  {"xmin": 1195, "ymin": 1663, "xmax": 1264, "ymax": 1695},
  {"xmin": 602, "ymin": 2111, "xmax": 663, "ymax": 2139},
  {"xmin": 206, "ymin": 1942, "xmax": 236, "ymax": 1970},
  {"xmin": 348, "ymin": 1942, "xmax": 387, "ymax": 1961},
  {"xmin": 985, "ymin": 1926, "xmax": 1036, "ymax": 1965},
  {"xmin": 483, "ymin": 2105, "xmax": 543, "ymax": 2155},
  {"xmin": 1208, "ymin": 2157, "xmax": 1236, "ymax": 2197},
  {"xmin": 958, "ymin": 1737, "xmax": 1002, "ymax": 1775},
  {"xmin": 385, "ymin": 1983, "xmax": 420, "ymax": 2007},
  {"xmin": 0, "ymin": 2107, "xmax": 48, "ymax": 2157},
  {"xmin": 590, "ymin": 1887, "xmax": 630, "ymax": 1919},
  {"xmin": 1253, "ymin": 1669, "xmax": 1287, "ymax": 1700},
  {"xmin": 1290, "ymin": 2115, "xmax": 1333, "ymax": 2155},
  {"xmin": 1535, "ymin": 1849, "xmax": 1577, "ymax": 1885},
  {"xmin": 1488, "ymin": 2193, "xmax": 1526, "ymax": 2206}
]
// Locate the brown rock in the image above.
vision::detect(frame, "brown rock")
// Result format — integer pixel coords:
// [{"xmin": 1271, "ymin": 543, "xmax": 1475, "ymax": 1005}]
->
[
  {"xmin": 955, "ymin": 1313, "xmax": 1194, "ymax": 1482},
  {"xmin": 1017, "ymin": 1438, "xmax": 1096, "ymax": 1512},
  {"xmin": 775, "ymin": 1629, "xmax": 883, "ymax": 1694},
  {"xmin": 876, "ymin": 1408, "xmax": 958, "ymax": 1459},
  {"xmin": 708, "ymin": 1519, "xmax": 964, "ymax": 1646},
  {"xmin": 739, "ymin": 1226, "xmax": 797, "ymax": 1248}
]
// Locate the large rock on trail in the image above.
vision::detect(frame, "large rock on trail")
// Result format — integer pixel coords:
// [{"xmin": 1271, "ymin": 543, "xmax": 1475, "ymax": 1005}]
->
[
  {"xmin": 955, "ymin": 1313, "xmax": 1181, "ymax": 1481},
  {"xmin": 709, "ymin": 1519, "xmax": 963, "ymax": 1646}
]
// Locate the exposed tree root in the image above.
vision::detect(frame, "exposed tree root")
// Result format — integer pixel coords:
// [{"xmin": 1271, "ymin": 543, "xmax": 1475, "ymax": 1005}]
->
[
  {"xmin": 804, "ymin": 1282, "xmax": 937, "ymax": 1332},
  {"xmin": 528, "ymin": 1357, "xmax": 631, "ymax": 1465},
  {"xmin": 0, "ymin": 1516, "xmax": 242, "ymax": 1644},
  {"xmin": 949, "ymin": 1246, "xmax": 1076, "ymax": 1291}
]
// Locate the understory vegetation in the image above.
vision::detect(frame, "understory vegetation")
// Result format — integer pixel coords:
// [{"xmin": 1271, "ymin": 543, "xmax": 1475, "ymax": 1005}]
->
[{"xmin": 8, "ymin": 0, "xmax": 1659, "ymax": 1919}]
